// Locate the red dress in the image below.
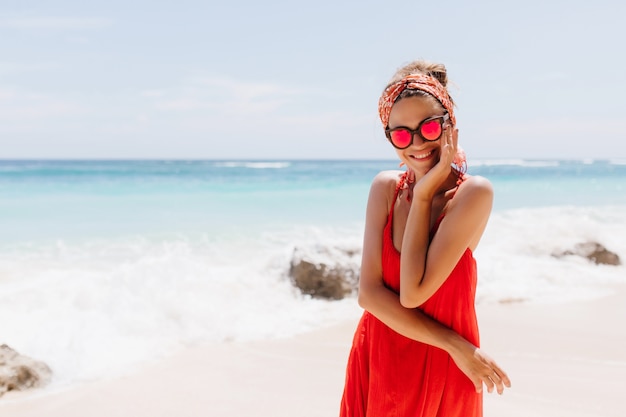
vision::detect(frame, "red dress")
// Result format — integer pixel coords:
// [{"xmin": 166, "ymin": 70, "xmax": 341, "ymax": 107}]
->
[{"xmin": 340, "ymin": 181, "xmax": 482, "ymax": 417}]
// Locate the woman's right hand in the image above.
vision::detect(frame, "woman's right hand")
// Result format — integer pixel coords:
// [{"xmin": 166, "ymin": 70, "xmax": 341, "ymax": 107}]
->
[
  {"xmin": 409, "ymin": 127, "xmax": 458, "ymax": 202},
  {"xmin": 448, "ymin": 339, "xmax": 511, "ymax": 394}
]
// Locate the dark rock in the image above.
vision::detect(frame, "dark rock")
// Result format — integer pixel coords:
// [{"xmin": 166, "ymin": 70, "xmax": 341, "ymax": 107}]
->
[
  {"xmin": 0, "ymin": 344, "xmax": 52, "ymax": 397},
  {"xmin": 289, "ymin": 245, "xmax": 361, "ymax": 300},
  {"xmin": 552, "ymin": 241, "xmax": 621, "ymax": 266}
]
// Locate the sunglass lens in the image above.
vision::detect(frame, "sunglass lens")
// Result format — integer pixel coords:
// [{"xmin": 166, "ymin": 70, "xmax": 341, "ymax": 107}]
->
[
  {"xmin": 390, "ymin": 129, "xmax": 412, "ymax": 148},
  {"xmin": 420, "ymin": 120, "xmax": 442, "ymax": 141}
]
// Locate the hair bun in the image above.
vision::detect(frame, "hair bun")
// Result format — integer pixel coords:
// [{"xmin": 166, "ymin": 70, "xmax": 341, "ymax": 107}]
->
[
  {"xmin": 427, "ymin": 68, "xmax": 448, "ymax": 88},
  {"xmin": 390, "ymin": 60, "xmax": 448, "ymax": 87}
]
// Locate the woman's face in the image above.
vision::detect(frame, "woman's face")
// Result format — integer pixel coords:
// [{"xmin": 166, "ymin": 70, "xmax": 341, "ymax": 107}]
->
[{"xmin": 387, "ymin": 96, "xmax": 448, "ymax": 175}]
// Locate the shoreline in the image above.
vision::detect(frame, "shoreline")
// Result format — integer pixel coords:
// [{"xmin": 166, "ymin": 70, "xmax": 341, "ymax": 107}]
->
[{"xmin": 2, "ymin": 287, "xmax": 625, "ymax": 416}]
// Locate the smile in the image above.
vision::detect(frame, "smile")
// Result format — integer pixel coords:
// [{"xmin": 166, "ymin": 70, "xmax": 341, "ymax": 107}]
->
[{"xmin": 410, "ymin": 150, "xmax": 434, "ymax": 160}]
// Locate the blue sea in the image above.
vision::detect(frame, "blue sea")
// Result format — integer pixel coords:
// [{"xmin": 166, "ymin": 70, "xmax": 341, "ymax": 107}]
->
[{"xmin": 1, "ymin": 159, "xmax": 625, "ymax": 388}]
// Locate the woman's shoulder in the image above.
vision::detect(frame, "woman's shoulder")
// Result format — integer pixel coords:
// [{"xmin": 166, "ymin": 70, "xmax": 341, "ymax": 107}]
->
[
  {"xmin": 452, "ymin": 174, "xmax": 494, "ymax": 209},
  {"xmin": 371, "ymin": 170, "xmax": 404, "ymax": 193},
  {"xmin": 372, "ymin": 169, "xmax": 404, "ymax": 185},
  {"xmin": 458, "ymin": 174, "xmax": 493, "ymax": 194},
  {"xmin": 367, "ymin": 170, "xmax": 405, "ymax": 212}
]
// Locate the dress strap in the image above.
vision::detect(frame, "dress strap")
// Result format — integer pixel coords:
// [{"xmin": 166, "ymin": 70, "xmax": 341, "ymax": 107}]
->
[
  {"xmin": 395, "ymin": 170, "xmax": 411, "ymax": 195},
  {"xmin": 392, "ymin": 171, "xmax": 412, "ymax": 213},
  {"xmin": 392, "ymin": 169, "xmax": 466, "ymax": 232}
]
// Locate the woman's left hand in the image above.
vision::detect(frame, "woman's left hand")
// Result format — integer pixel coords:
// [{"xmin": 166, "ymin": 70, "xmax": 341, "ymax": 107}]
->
[{"xmin": 448, "ymin": 339, "xmax": 512, "ymax": 395}]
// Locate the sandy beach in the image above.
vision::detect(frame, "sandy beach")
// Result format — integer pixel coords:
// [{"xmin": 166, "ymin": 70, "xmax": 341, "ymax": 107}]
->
[{"xmin": 2, "ymin": 286, "xmax": 625, "ymax": 417}]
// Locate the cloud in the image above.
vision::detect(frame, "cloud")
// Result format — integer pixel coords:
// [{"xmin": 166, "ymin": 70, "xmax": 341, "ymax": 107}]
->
[
  {"xmin": 470, "ymin": 117, "xmax": 626, "ymax": 158},
  {"xmin": 149, "ymin": 74, "xmax": 343, "ymax": 113},
  {"xmin": 485, "ymin": 118, "xmax": 626, "ymax": 137},
  {"xmin": 0, "ymin": 72, "xmax": 374, "ymax": 159},
  {"xmin": 140, "ymin": 90, "xmax": 166, "ymax": 99},
  {"xmin": 0, "ymin": 87, "xmax": 89, "ymax": 132},
  {"xmin": 142, "ymin": 75, "xmax": 366, "ymax": 134},
  {"xmin": 191, "ymin": 75, "xmax": 315, "ymax": 101},
  {"xmin": 145, "ymin": 76, "xmax": 306, "ymax": 117},
  {"xmin": 154, "ymin": 97, "xmax": 220, "ymax": 112},
  {"xmin": 0, "ymin": 16, "xmax": 112, "ymax": 30},
  {"xmin": 531, "ymin": 72, "xmax": 571, "ymax": 83},
  {"xmin": 0, "ymin": 61, "xmax": 61, "ymax": 75}
]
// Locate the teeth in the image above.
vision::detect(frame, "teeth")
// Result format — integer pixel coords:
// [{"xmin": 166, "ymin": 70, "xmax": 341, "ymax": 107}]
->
[{"xmin": 413, "ymin": 150, "xmax": 432, "ymax": 159}]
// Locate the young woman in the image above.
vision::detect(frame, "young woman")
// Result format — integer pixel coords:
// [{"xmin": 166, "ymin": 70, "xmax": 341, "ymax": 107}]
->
[{"xmin": 340, "ymin": 60, "xmax": 511, "ymax": 417}]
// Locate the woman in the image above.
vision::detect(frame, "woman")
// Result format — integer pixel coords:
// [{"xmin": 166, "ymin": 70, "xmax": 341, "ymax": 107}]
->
[{"xmin": 339, "ymin": 60, "xmax": 511, "ymax": 417}]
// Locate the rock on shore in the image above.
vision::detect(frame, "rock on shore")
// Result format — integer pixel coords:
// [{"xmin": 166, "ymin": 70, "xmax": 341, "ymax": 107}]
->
[
  {"xmin": 0, "ymin": 344, "xmax": 52, "ymax": 397},
  {"xmin": 289, "ymin": 245, "xmax": 361, "ymax": 300},
  {"xmin": 552, "ymin": 241, "xmax": 621, "ymax": 265}
]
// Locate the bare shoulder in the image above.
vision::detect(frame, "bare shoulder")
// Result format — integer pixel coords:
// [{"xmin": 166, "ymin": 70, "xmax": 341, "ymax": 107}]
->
[
  {"xmin": 447, "ymin": 175, "xmax": 494, "ymax": 250},
  {"xmin": 450, "ymin": 174, "xmax": 493, "ymax": 213},
  {"xmin": 368, "ymin": 170, "xmax": 403, "ymax": 211},
  {"xmin": 370, "ymin": 170, "xmax": 403, "ymax": 193},
  {"xmin": 456, "ymin": 174, "xmax": 493, "ymax": 198}
]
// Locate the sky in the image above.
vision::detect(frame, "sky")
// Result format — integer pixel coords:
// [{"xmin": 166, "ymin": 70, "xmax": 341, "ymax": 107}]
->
[{"xmin": 1, "ymin": 0, "xmax": 625, "ymax": 160}]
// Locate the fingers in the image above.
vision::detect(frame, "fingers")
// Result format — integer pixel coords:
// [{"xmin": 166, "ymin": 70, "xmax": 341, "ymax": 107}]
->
[
  {"xmin": 437, "ymin": 128, "xmax": 453, "ymax": 165},
  {"xmin": 474, "ymin": 371, "xmax": 498, "ymax": 394},
  {"xmin": 452, "ymin": 128, "xmax": 459, "ymax": 151},
  {"xmin": 488, "ymin": 370, "xmax": 503, "ymax": 394},
  {"xmin": 449, "ymin": 345, "xmax": 511, "ymax": 396},
  {"xmin": 467, "ymin": 364, "xmax": 501, "ymax": 394},
  {"xmin": 472, "ymin": 350, "xmax": 511, "ymax": 395},
  {"xmin": 490, "ymin": 360, "xmax": 511, "ymax": 393},
  {"xmin": 497, "ymin": 366, "xmax": 512, "ymax": 388},
  {"xmin": 483, "ymin": 363, "xmax": 511, "ymax": 395},
  {"xmin": 483, "ymin": 373, "xmax": 496, "ymax": 394}
]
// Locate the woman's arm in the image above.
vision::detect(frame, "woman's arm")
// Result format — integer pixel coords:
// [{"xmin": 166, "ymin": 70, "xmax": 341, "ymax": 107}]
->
[
  {"xmin": 358, "ymin": 171, "xmax": 509, "ymax": 394},
  {"xmin": 400, "ymin": 176, "xmax": 493, "ymax": 307},
  {"xmin": 400, "ymin": 128, "xmax": 493, "ymax": 308}
]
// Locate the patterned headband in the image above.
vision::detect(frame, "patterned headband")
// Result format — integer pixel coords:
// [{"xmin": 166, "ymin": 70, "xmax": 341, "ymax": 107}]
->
[
  {"xmin": 378, "ymin": 73, "xmax": 466, "ymax": 173},
  {"xmin": 378, "ymin": 73, "xmax": 456, "ymax": 128}
]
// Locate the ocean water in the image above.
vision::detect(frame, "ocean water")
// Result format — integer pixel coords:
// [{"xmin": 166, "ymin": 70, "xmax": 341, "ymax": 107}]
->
[{"xmin": 1, "ymin": 159, "xmax": 625, "ymax": 388}]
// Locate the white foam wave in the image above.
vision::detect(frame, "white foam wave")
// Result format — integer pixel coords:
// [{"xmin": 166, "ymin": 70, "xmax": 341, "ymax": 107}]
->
[
  {"xmin": 0, "ymin": 226, "xmax": 363, "ymax": 388},
  {"xmin": 470, "ymin": 159, "xmax": 560, "ymax": 168},
  {"xmin": 0, "ymin": 205, "xmax": 624, "ymax": 389},
  {"xmin": 475, "ymin": 206, "xmax": 626, "ymax": 303},
  {"xmin": 214, "ymin": 161, "xmax": 291, "ymax": 169}
]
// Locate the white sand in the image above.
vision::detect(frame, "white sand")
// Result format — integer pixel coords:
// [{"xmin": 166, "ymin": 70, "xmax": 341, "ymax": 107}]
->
[{"xmin": 2, "ymin": 286, "xmax": 625, "ymax": 417}]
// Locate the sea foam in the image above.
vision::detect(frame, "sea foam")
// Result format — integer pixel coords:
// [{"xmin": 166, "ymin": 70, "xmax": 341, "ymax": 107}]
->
[{"xmin": 0, "ymin": 205, "xmax": 624, "ymax": 389}]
